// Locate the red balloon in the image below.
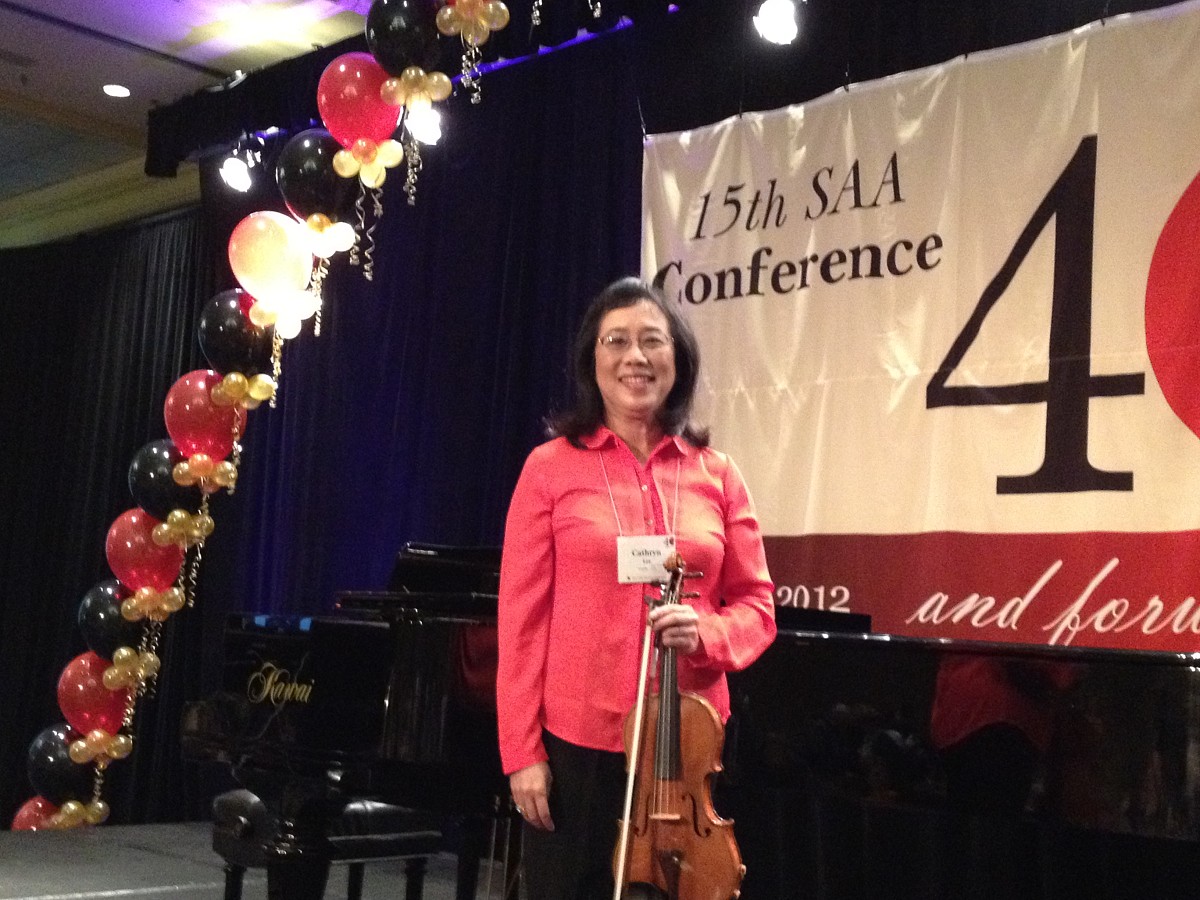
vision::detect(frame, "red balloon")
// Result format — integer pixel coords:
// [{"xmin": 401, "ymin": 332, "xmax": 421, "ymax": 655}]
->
[
  {"xmin": 57, "ymin": 652, "xmax": 129, "ymax": 736},
  {"xmin": 12, "ymin": 796, "xmax": 58, "ymax": 830},
  {"xmin": 317, "ymin": 52, "xmax": 401, "ymax": 148},
  {"xmin": 228, "ymin": 211, "xmax": 313, "ymax": 304},
  {"xmin": 105, "ymin": 508, "xmax": 184, "ymax": 592},
  {"xmin": 163, "ymin": 370, "xmax": 247, "ymax": 459}
]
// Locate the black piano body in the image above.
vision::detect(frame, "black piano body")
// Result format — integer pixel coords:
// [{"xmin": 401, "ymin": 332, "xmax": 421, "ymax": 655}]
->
[
  {"xmin": 183, "ymin": 544, "xmax": 508, "ymax": 900},
  {"xmin": 723, "ymin": 606, "xmax": 1200, "ymax": 899}
]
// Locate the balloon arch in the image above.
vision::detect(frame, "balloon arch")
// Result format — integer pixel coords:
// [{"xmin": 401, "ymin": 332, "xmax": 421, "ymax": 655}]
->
[{"xmin": 13, "ymin": 0, "xmax": 511, "ymax": 831}]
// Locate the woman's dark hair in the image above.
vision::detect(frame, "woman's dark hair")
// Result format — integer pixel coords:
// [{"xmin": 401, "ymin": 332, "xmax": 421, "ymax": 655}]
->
[{"xmin": 548, "ymin": 276, "xmax": 710, "ymax": 448}]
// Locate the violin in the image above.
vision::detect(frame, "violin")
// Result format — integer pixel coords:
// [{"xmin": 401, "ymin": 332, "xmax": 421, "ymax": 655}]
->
[{"xmin": 611, "ymin": 554, "xmax": 744, "ymax": 900}]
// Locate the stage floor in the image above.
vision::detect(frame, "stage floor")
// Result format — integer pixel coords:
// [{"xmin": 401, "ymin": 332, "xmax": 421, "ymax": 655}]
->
[{"xmin": 0, "ymin": 821, "xmax": 465, "ymax": 900}]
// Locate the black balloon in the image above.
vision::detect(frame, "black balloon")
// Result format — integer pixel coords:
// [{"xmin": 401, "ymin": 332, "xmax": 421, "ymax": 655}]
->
[
  {"xmin": 78, "ymin": 579, "xmax": 143, "ymax": 660},
  {"xmin": 128, "ymin": 438, "xmax": 202, "ymax": 520},
  {"xmin": 197, "ymin": 289, "xmax": 274, "ymax": 376},
  {"xmin": 274, "ymin": 129, "xmax": 359, "ymax": 224},
  {"xmin": 27, "ymin": 723, "xmax": 92, "ymax": 806},
  {"xmin": 366, "ymin": 0, "xmax": 442, "ymax": 76}
]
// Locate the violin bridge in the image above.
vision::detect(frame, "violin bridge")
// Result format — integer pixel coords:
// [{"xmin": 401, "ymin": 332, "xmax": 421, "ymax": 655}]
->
[{"xmin": 647, "ymin": 812, "xmax": 684, "ymax": 823}]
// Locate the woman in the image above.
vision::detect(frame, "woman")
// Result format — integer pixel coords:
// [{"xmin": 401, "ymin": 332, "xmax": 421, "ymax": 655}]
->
[{"xmin": 497, "ymin": 277, "xmax": 776, "ymax": 899}]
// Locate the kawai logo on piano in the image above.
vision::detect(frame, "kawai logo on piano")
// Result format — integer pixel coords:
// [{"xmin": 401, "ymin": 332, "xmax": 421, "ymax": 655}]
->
[{"xmin": 246, "ymin": 663, "xmax": 315, "ymax": 707}]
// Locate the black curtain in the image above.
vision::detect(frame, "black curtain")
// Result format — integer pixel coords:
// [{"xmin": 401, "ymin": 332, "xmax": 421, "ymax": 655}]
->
[{"xmin": 0, "ymin": 210, "xmax": 218, "ymax": 823}]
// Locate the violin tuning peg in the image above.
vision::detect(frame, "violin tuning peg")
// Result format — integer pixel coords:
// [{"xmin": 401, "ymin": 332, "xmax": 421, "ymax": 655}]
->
[
  {"xmin": 683, "ymin": 570, "xmax": 704, "ymax": 579},
  {"xmin": 682, "ymin": 591, "xmax": 700, "ymax": 599}
]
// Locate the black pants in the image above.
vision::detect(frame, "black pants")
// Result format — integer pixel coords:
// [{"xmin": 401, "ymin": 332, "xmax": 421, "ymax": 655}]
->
[{"xmin": 521, "ymin": 731, "xmax": 626, "ymax": 900}]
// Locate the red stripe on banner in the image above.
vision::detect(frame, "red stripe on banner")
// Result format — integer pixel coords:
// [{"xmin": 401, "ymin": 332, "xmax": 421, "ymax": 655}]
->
[{"xmin": 764, "ymin": 532, "xmax": 1200, "ymax": 652}]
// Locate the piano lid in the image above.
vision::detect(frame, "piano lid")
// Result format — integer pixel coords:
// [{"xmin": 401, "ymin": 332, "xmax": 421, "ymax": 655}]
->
[{"xmin": 386, "ymin": 542, "xmax": 501, "ymax": 595}]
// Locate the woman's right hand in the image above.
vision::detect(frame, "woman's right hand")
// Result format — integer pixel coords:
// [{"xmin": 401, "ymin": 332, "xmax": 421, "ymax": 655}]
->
[{"xmin": 510, "ymin": 761, "xmax": 555, "ymax": 831}]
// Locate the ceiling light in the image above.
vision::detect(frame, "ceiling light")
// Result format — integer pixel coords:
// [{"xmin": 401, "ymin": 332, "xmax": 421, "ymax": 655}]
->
[
  {"xmin": 406, "ymin": 107, "xmax": 443, "ymax": 146},
  {"xmin": 753, "ymin": 0, "xmax": 799, "ymax": 45},
  {"xmin": 103, "ymin": 84, "xmax": 131, "ymax": 98}
]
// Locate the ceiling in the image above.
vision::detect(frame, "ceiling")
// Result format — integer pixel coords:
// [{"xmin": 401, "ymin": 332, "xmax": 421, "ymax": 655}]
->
[{"xmin": 0, "ymin": 0, "xmax": 371, "ymax": 247}]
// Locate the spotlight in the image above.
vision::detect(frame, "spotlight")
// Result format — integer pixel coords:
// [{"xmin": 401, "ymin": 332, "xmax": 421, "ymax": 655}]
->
[
  {"xmin": 406, "ymin": 107, "xmax": 443, "ymax": 146},
  {"xmin": 218, "ymin": 134, "xmax": 266, "ymax": 192},
  {"xmin": 753, "ymin": 0, "xmax": 799, "ymax": 45},
  {"xmin": 219, "ymin": 155, "xmax": 253, "ymax": 192}
]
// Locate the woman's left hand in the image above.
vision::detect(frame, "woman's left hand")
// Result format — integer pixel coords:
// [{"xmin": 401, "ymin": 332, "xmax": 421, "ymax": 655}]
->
[{"xmin": 649, "ymin": 603, "xmax": 702, "ymax": 655}]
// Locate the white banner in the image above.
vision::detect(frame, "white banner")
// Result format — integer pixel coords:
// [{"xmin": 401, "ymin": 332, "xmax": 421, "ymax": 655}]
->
[{"xmin": 642, "ymin": 2, "xmax": 1200, "ymax": 650}]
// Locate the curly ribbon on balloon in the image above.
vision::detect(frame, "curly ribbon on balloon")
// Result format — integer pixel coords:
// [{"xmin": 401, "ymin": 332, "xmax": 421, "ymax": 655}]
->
[
  {"xmin": 300, "ymin": 218, "xmax": 356, "ymax": 332},
  {"xmin": 436, "ymin": 0, "xmax": 510, "ymax": 103}
]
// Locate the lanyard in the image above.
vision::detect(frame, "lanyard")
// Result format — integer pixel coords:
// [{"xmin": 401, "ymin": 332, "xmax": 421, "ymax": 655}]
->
[{"xmin": 598, "ymin": 448, "xmax": 682, "ymax": 539}]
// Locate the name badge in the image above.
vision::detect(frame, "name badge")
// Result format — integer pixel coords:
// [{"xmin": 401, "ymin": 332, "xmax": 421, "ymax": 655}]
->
[{"xmin": 616, "ymin": 534, "xmax": 675, "ymax": 584}]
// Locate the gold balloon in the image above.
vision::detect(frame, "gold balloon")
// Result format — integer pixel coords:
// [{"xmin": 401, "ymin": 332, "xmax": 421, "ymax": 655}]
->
[
  {"xmin": 377, "ymin": 139, "xmax": 405, "ymax": 168},
  {"xmin": 109, "ymin": 735, "xmax": 134, "ymax": 759},
  {"xmin": 306, "ymin": 213, "xmax": 332, "ymax": 232},
  {"xmin": 167, "ymin": 509, "xmax": 190, "ymax": 527},
  {"xmin": 69, "ymin": 740, "xmax": 91, "ymax": 764},
  {"xmin": 484, "ymin": 0, "xmax": 510, "ymax": 30},
  {"xmin": 462, "ymin": 18, "xmax": 490, "ymax": 46},
  {"xmin": 436, "ymin": 4, "xmax": 461, "ymax": 34},
  {"xmin": 333, "ymin": 149, "xmax": 360, "ymax": 178},
  {"xmin": 351, "ymin": 138, "xmax": 378, "ymax": 164},
  {"xmin": 380, "ymin": 77, "xmax": 406, "ymax": 106},
  {"xmin": 401, "ymin": 66, "xmax": 424, "ymax": 89},
  {"xmin": 427, "ymin": 72, "xmax": 453, "ymax": 102},
  {"xmin": 360, "ymin": 162, "xmax": 387, "ymax": 189},
  {"xmin": 162, "ymin": 587, "xmax": 186, "ymax": 612},
  {"xmin": 172, "ymin": 461, "xmax": 192, "ymax": 485},
  {"xmin": 151, "ymin": 523, "xmax": 173, "ymax": 547},
  {"xmin": 103, "ymin": 667, "xmax": 128, "ymax": 690},
  {"xmin": 328, "ymin": 223, "xmax": 357, "ymax": 253},
  {"xmin": 85, "ymin": 801, "xmax": 111, "ymax": 825},
  {"xmin": 223, "ymin": 372, "xmax": 249, "ymax": 398},
  {"xmin": 59, "ymin": 801, "xmax": 86, "ymax": 826},
  {"xmin": 113, "ymin": 646, "xmax": 137, "ymax": 667},
  {"xmin": 248, "ymin": 374, "xmax": 277, "ymax": 401},
  {"xmin": 209, "ymin": 383, "xmax": 234, "ymax": 407},
  {"xmin": 85, "ymin": 730, "xmax": 110, "ymax": 754},
  {"xmin": 189, "ymin": 454, "xmax": 214, "ymax": 478},
  {"xmin": 248, "ymin": 302, "xmax": 276, "ymax": 328},
  {"xmin": 121, "ymin": 597, "xmax": 141, "ymax": 621},
  {"xmin": 407, "ymin": 91, "xmax": 432, "ymax": 114}
]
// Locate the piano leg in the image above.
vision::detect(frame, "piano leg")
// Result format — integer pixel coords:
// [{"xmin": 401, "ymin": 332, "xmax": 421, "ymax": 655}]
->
[
  {"xmin": 405, "ymin": 857, "xmax": 429, "ymax": 900},
  {"xmin": 457, "ymin": 816, "xmax": 485, "ymax": 900}
]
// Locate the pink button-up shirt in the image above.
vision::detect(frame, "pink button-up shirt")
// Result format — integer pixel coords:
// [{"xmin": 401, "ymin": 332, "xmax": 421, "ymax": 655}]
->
[{"xmin": 497, "ymin": 427, "xmax": 776, "ymax": 775}]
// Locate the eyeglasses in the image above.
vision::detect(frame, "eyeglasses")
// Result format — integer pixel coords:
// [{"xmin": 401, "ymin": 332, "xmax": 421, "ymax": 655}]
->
[{"xmin": 597, "ymin": 331, "xmax": 673, "ymax": 355}]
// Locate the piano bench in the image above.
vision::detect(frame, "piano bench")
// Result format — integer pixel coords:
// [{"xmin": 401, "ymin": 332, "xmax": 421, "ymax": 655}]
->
[{"xmin": 212, "ymin": 789, "xmax": 444, "ymax": 900}]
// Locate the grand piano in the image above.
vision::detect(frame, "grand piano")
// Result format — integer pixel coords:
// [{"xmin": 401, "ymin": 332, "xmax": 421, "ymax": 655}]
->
[
  {"xmin": 182, "ymin": 543, "xmax": 512, "ymax": 900},
  {"xmin": 187, "ymin": 545, "xmax": 1200, "ymax": 899}
]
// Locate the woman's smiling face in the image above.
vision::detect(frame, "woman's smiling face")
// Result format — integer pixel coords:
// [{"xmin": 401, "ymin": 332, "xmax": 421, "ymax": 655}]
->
[{"xmin": 594, "ymin": 299, "xmax": 677, "ymax": 429}]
